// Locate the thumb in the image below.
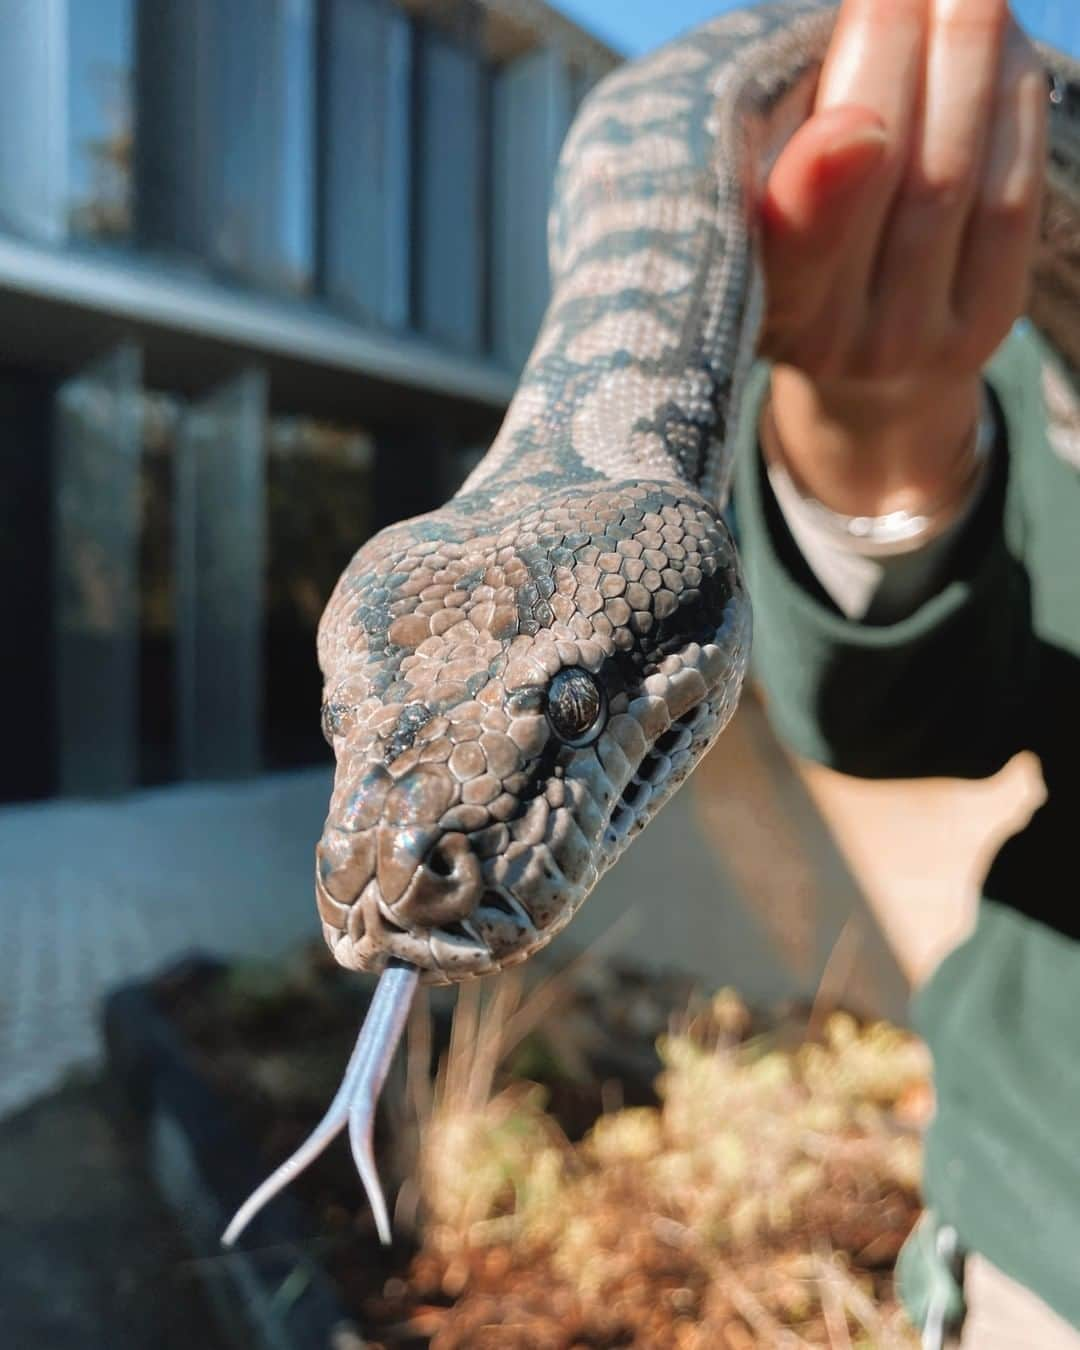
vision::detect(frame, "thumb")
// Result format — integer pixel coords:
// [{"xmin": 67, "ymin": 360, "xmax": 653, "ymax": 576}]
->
[{"xmin": 763, "ymin": 104, "xmax": 887, "ymax": 237}]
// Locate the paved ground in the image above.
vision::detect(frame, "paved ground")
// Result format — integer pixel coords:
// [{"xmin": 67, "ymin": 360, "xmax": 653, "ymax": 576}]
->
[
  {"xmin": 0, "ymin": 768, "xmax": 332, "ymax": 1120},
  {"xmin": 0, "ymin": 1075, "xmax": 230, "ymax": 1350}
]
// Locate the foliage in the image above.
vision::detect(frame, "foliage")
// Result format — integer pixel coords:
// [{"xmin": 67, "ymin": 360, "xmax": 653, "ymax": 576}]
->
[{"xmin": 410, "ymin": 986, "xmax": 928, "ymax": 1347}]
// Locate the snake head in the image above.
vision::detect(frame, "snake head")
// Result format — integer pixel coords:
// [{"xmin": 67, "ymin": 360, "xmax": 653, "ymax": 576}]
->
[{"xmin": 315, "ymin": 479, "xmax": 751, "ymax": 984}]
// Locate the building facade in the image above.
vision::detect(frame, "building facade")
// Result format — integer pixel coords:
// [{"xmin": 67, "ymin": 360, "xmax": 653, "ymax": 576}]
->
[{"xmin": 0, "ymin": 0, "xmax": 618, "ymax": 805}]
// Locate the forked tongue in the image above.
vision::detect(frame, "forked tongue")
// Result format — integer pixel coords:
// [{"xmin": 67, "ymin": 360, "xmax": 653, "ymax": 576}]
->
[{"xmin": 221, "ymin": 959, "xmax": 420, "ymax": 1247}]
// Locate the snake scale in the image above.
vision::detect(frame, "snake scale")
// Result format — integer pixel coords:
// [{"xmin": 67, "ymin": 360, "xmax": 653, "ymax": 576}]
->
[{"xmin": 225, "ymin": 0, "xmax": 1080, "ymax": 1246}]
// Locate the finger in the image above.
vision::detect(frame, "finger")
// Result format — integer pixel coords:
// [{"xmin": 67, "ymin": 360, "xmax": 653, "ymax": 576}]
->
[
  {"xmin": 760, "ymin": 106, "xmax": 887, "ymax": 360},
  {"xmin": 952, "ymin": 23, "xmax": 1047, "ymax": 356},
  {"xmin": 869, "ymin": 0, "xmax": 1010, "ymax": 370},
  {"xmin": 817, "ymin": 0, "xmax": 927, "ymax": 122},
  {"xmin": 812, "ymin": 0, "xmax": 930, "ymax": 362}
]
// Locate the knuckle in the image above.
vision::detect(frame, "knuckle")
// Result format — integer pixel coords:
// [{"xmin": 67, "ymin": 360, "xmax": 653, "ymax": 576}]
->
[
  {"xmin": 973, "ymin": 191, "xmax": 1036, "ymax": 232},
  {"xmin": 761, "ymin": 290, "xmax": 821, "ymax": 351},
  {"xmin": 945, "ymin": 320, "xmax": 995, "ymax": 371},
  {"xmin": 795, "ymin": 342, "xmax": 839, "ymax": 382},
  {"xmin": 900, "ymin": 166, "xmax": 970, "ymax": 214}
]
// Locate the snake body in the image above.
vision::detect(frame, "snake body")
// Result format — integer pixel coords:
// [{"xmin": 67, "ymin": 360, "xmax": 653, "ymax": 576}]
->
[{"xmin": 225, "ymin": 1, "xmax": 1080, "ymax": 1245}]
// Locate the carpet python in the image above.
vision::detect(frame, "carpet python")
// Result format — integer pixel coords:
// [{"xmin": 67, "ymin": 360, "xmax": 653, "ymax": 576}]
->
[{"xmin": 225, "ymin": 0, "xmax": 1080, "ymax": 1246}]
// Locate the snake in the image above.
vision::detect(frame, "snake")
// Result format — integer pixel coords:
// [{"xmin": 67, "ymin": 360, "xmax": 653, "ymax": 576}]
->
[{"xmin": 223, "ymin": 0, "xmax": 1080, "ymax": 1247}]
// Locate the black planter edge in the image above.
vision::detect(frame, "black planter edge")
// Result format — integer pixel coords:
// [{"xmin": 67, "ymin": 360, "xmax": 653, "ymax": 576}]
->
[{"xmin": 102, "ymin": 954, "xmax": 368, "ymax": 1350}]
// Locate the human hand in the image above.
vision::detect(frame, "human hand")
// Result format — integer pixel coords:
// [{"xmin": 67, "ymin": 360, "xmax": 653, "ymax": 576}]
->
[{"xmin": 758, "ymin": 0, "xmax": 1047, "ymax": 518}]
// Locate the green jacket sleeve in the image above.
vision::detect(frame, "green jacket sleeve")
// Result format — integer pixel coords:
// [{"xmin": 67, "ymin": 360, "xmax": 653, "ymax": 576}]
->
[{"xmin": 730, "ymin": 336, "xmax": 1039, "ymax": 780}]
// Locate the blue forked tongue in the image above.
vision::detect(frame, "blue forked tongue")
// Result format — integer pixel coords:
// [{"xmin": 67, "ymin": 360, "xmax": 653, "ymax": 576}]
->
[{"xmin": 221, "ymin": 958, "xmax": 420, "ymax": 1248}]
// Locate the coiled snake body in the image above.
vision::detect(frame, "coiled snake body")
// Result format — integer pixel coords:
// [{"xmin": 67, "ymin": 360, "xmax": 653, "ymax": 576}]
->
[{"xmin": 225, "ymin": 0, "xmax": 1079, "ymax": 1245}]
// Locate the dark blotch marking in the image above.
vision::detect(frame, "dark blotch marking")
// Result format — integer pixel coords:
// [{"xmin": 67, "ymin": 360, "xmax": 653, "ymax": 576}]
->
[
  {"xmin": 321, "ymin": 700, "xmax": 351, "ymax": 746},
  {"xmin": 646, "ymin": 556, "xmax": 735, "ymax": 662},
  {"xmin": 384, "ymin": 702, "xmax": 433, "ymax": 765}
]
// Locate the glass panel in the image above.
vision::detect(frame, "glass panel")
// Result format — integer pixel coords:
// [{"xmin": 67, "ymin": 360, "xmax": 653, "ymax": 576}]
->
[
  {"xmin": 491, "ymin": 48, "xmax": 573, "ymax": 370},
  {"xmin": 67, "ymin": 0, "xmax": 135, "ymax": 242},
  {"xmin": 53, "ymin": 344, "xmax": 143, "ymax": 796},
  {"xmin": 320, "ymin": 0, "xmax": 412, "ymax": 326},
  {"xmin": 175, "ymin": 370, "xmax": 267, "ymax": 781},
  {"xmin": 0, "ymin": 0, "xmax": 68, "ymax": 241},
  {"xmin": 138, "ymin": 391, "xmax": 182, "ymax": 786},
  {"xmin": 135, "ymin": 0, "xmax": 315, "ymax": 292},
  {"xmin": 133, "ymin": 0, "xmax": 213, "ymax": 258},
  {"xmin": 0, "ymin": 370, "xmax": 56, "ymax": 802},
  {"xmin": 265, "ymin": 417, "xmax": 375, "ymax": 769},
  {"xmin": 280, "ymin": 0, "xmax": 317, "ymax": 294},
  {"xmin": 213, "ymin": 0, "xmax": 316, "ymax": 293},
  {"xmin": 414, "ymin": 20, "xmax": 489, "ymax": 352}
]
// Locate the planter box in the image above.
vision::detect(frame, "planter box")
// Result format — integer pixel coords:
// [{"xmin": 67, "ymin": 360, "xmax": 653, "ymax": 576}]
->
[
  {"xmin": 104, "ymin": 955, "xmax": 369, "ymax": 1350},
  {"xmin": 101, "ymin": 949, "xmax": 701, "ymax": 1347}
]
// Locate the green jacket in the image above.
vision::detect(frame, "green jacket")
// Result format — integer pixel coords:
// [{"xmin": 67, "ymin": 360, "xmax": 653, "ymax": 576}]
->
[{"xmin": 732, "ymin": 324, "xmax": 1080, "ymax": 1329}]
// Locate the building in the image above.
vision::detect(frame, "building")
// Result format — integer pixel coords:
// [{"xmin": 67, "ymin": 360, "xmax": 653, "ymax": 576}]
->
[
  {"xmin": 0, "ymin": 0, "xmax": 618, "ymax": 805},
  {"xmin": 0, "ymin": 0, "xmax": 627, "ymax": 1117}
]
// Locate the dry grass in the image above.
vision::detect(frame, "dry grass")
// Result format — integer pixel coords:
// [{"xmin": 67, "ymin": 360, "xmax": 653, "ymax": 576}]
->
[
  {"xmin": 399, "ymin": 981, "xmax": 928, "ymax": 1348},
  {"xmin": 157, "ymin": 947, "xmax": 930, "ymax": 1346}
]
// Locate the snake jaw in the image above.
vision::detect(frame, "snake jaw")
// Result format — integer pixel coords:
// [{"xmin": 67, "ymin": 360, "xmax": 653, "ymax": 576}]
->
[{"xmin": 221, "ymin": 960, "xmax": 419, "ymax": 1248}]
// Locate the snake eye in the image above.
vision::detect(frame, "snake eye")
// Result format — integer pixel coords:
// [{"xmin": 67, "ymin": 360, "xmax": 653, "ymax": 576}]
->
[{"xmin": 546, "ymin": 667, "xmax": 606, "ymax": 747}]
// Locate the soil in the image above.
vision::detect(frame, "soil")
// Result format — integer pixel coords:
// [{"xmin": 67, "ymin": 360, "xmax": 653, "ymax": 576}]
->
[{"xmin": 154, "ymin": 947, "xmax": 927, "ymax": 1349}]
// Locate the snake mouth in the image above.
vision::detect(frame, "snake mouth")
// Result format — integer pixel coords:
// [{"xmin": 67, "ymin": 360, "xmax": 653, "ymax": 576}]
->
[
  {"xmin": 436, "ymin": 887, "xmax": 534, "ymax": 942},
  {"xmin": 419, "ymin": 884, "xmax": 542, "ymax": 977},
  {"xmin": 604, "ymin": 596, "xmax": 751, "ymax": 850},
  {"xmin": 607, "ymin": 702, "xmax": 712, "ymax": 846}
]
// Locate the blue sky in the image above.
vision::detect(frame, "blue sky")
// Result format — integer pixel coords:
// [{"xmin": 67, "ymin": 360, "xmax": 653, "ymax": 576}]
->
[{"xmin": 552, "ymin": 0, "xmax": 1079, "ymax": 58}]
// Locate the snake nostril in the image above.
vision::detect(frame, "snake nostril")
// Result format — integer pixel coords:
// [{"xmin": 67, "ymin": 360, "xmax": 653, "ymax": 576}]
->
[
  {"xmin": 388, "ymin": 830, "xmax": 482, "ymax": 928},
  {"xmin": 426, "ymin": 841, "xmax": 456, "ymax": 879}
]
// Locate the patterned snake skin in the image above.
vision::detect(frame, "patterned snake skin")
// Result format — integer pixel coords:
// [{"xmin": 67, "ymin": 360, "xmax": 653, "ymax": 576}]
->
[{"xmin": 225, "ymin": 0, "xmax": 1080, "ymax": 1245}]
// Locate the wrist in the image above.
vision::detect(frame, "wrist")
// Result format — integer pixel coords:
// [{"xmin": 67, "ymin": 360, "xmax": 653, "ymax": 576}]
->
[{"xmin": 765, "ymin": 366, "xmax": 984, "ymax": 519}]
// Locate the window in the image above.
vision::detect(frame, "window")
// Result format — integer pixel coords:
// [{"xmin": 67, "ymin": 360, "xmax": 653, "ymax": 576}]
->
[
  {"xmin": 213, "ymin": 0, "xmax": 316, "ymax": 292},
  {"xmin": 414, "ymin": 14, "xmax": 490, "ymax": 353},
  {"xmin": 136, "ymin": 0, "xmax": 316, "ymax": 292},
  {"xmin": 265, "ymin": 416, "xmax": 374, "ymax": 768},
  {"xmin": 319, "ymin": 0, "xmax": 412, "ymax": 327},
  {"xmin": 68, "ymin": 0, "xmax": 135, "ymax": 241}
]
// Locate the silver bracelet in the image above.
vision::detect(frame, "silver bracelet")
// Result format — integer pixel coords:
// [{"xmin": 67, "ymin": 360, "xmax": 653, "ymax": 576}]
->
[{"xmin": 763, "ymin": 385, "xmax": 997, "ymax": 559}]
